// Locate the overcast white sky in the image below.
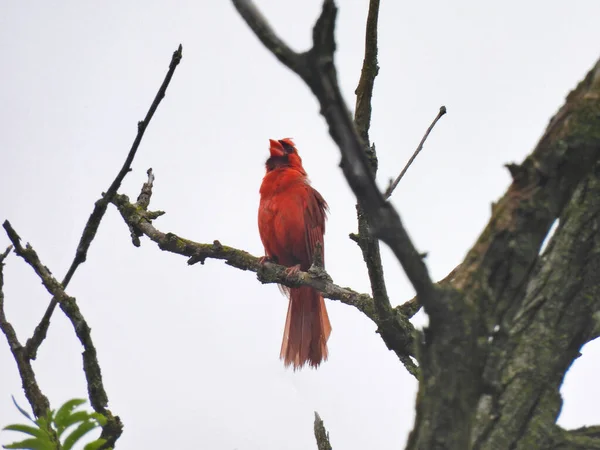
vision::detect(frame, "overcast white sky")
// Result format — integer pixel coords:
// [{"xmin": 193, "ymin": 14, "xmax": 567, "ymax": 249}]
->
[{"xmin": 1, "ymin": 1, "xmax": 599, "ymax": 449}]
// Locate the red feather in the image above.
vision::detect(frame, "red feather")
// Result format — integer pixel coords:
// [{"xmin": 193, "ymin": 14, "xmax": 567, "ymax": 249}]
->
[{"xmin": 258, "ymin": 138, "xmax": 332, "ymax": 369}]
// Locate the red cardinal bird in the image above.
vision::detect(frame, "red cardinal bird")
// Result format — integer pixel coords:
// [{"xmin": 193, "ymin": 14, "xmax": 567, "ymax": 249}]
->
[{"xmin": 258, "ymin": 138, "xmax": 332, "ymax": 369}]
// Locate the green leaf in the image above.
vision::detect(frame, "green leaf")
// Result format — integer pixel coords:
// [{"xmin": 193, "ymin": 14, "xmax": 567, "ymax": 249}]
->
[
  {"xmin": 3, "ymin": 437, "xmax": 54, "ymax": 450},
  {"xmin": 88, "ymin": 413, "xmax": 106, "ymax": 427},
  {"xmin": 54, "ymin": 399, "xmax": 86, "ymax": 429},
  {"xmin": 44, "ymin": 410, "xmax": 53, "ymax": 425},
  {"xmin": 83, "ymin": 438, "xmax": 107, "ymax": 450},
  {"xmin": 32, "ymin": 417, "xmax": 50, "ymax": 436},
  {"xmin": 2, "ymin": 424, "xmax": 47, "ymax": 440},
  {"xmin": 61, "ymin": 421, "xmax": 99, "ymax": 450},
  {"xmin": 10, "ymin": 397, "xmax": 33, "ymax": 423},
  {"xmin": 56, "ymin": 411, "xmax": 90, "ymax": 438}
]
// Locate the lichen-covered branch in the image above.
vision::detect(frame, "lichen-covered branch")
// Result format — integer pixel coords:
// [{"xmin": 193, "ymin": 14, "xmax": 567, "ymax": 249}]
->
[
  {"xmin": 0, "ymin": 246, "xmax": 52, "ymax": 420},
  {"xmin": 112, "ymin": 191, "xmax": 376, "ymax": 319},
  {"xmin": 2, "ymin": 221, "xmax": 122, "ymax": 448},
  {"xmin": 110, "ymin": 171, "xmax": 419, "ymax": 375},
  {"xmin": 25, "ymin": 44, "xmax": 184, "ymax": 360},
  {"xmin": 314, "ymin": 412, "xmax": 333, "ymax": 450},
  {"xmin": 550, "ymin": 425, "xmax": 600, "ymax": 450},
  {"xmin": 232, "ymin": 0, "xmax": 437, "ymax": 313}
]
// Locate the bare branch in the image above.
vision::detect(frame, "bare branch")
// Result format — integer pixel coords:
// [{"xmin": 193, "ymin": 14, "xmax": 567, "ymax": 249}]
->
[
  {"xmin": 354, "ymin": 0, "xmax": 380, "ymax": 159},
  {"xmin": 0, "ymin": 246, "xmax": 53, "ymax": 420},
  {"xmin": 136, "ymin": 168, "xmax": 156, "ymax": 209},
  {"xmin": 314, "ymin": 412, "xmax": 333, "ymax": 450},
  {"xmin": 110, "ymin": 175, "xmax": 419, "ymax": 375},
  {"xmin": 25, "ymin": 45, "xmax": 183, "ymax": 360},
  {"xmin": 349, "ymin": 0, "xmax": 398, "ymax": 369},
  {"xmin": 0, "ymin": 246, "xmax": 11, "ymax": 263},
  {"xmin": 112, "ymin": 194, "xmax": 377, "ymax": 320},
  {"xmin": 231, "ymin": 1, "xmax": 305, "ymax": 77},
  {"xmin": 3, "ymin": 221, "xmax": 123, "ymax": 447},
  {"xmin": 385, "ymin": 106, "xmax": 446, "ymax": 198}
]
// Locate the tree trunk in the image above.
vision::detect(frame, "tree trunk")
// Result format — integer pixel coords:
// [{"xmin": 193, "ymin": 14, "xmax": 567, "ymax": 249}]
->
[{"xmin": 406, "ymin": 60, "xmax": 600, "ymax": 450}]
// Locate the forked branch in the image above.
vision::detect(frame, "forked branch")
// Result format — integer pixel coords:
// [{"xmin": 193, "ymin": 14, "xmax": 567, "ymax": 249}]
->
[
  {"xmin": 25, "ymin": 44, "xmax": 184, "ymax": 360},
  {"xmin": 2, "ymin": 221, "xmax": 123, "ymax": 447},
  {"xmin": 0, "ymin": 246, "xmax": 52, "ymax": 419}
]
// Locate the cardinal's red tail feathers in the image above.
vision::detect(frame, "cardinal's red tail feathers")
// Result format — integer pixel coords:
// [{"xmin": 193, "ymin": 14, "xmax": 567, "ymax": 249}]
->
[{"xmin": 280, "ymin": 286, "xmax": 332, "ymax": 370}]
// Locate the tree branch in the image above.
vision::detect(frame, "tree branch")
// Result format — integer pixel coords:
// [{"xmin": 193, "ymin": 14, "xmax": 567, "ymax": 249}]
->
[
  {"xmin": 110, "ymin": 170, "xmax": 420, "ymax": 375},
  {"xmin": 350, "ymin": 0, "xmax": 396, "ymax": 360},
  {"xmin": 3, "ymin": 221, "xmax": 123, "ymax": 447},
  {"xmin": 384, "ymin": 105, "xmax": 446, "ymax": 198},
  {"xmin": 0, "ymin": 246, "xmax": 52, "ymax": 420},
  {"xmin": 551, "ymin": 425, "xmax": 600, "ymax": 450},
  {"xmin": 25, "ymin": 44, "xmax": 184, "ymax": 360},
  {"xmin": 113, "ymin": 190, "xmax": 376, "ymax": 318},
  {"xmin": 354, "ymin": 0, "xmax": 380, "ymax": 163},
  {"xmin": 353, "ymin": 2, "xmax": 443, "ymax": 346},
  {"xmin": 314, "ymin": 412, "xmax": 333, "ymax": 450},
  {"xmin": 232, "ymin": 0, "xmax": 437, "ymax": 312}
]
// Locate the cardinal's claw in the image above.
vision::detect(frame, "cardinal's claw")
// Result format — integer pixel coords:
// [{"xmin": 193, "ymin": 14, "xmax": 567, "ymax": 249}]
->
[
  {"xmin": 285, "ymin": 264, "xmax": 302, "ymax": 276},
  {"xmin": 258, "ymin": 256, "xmax": 271, "ymax": 265}
]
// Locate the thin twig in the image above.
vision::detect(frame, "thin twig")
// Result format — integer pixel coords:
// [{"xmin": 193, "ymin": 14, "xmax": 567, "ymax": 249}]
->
[
  {"xmin": 0, "ymin": 246, "xmax": 11, "ymax": 263},
  {"xmin": 136, "ymin": 168, "xmax": 156, "ymax": 210},
  {"xmin": 354, "ymin": 0, "xmax": 380, "ymax": 163},
  {"xmin": 350, "ymin": 0, "xmax": 395, "ymax": 352},
  {"xmin": 314, "ymin": 412, "xmax": 333, "ymax": 450},
  {"xmin": 3, "ymin": 221, "xmax": 123, "ymax": 446},
  {"xmin": 385, "ymin": 105, "xmax": 446, "ymax": 198},
  {"xmin": 25, "ymin": 44, "xmax": 184, "ymax": 359}
]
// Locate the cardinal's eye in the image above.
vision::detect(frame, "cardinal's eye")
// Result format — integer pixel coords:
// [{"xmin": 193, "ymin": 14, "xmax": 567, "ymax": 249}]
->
[{"xmin": 280, "ymin": 141, "xmax": 295, "ymax": 154}]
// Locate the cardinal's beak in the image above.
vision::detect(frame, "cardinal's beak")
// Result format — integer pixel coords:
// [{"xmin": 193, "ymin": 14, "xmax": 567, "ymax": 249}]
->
[{"xmin": 269, "ymin": 139, "xmax": 285, "ymax": 157}]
